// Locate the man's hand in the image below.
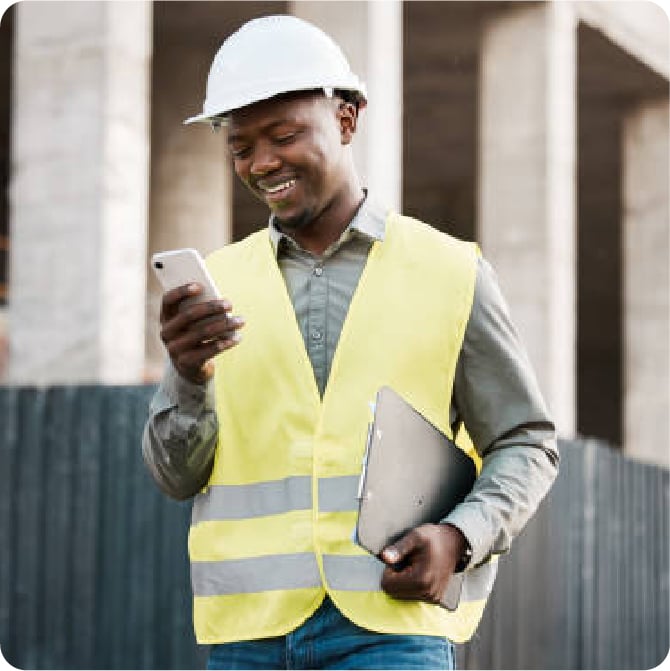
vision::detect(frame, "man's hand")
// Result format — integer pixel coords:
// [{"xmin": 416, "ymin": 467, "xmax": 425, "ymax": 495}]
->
[
  {"xmin": 160, "ymin": 283, "xmax": 245, "ymax": 385},
  {"xmin": 380, "ymin": 523, "xmax": 468, "ymax": 605}
]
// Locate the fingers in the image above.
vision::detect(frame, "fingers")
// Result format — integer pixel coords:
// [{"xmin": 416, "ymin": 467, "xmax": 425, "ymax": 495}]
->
[
  {"xmin": 160, "ymin": 283, "xmax": 204, "ymax": 323},
  {"xmin": 381, "ymin": 530, "xmax": 420, "ymax": 566},
  {"xmin": 166, "ymin": 321, "xmax": 243, "ymax": 366},
  {"xmin": 160, "ymin": 284, "xmax": 232, "ymax": 332},
  {"xmin": 380, "ymin": 528, "xmax": 434, "ymax": 602},
  {"xmin": 380, "ymin": 525, "xmax": 461, "ymax": 605},
  {"xmin": 158, "ymin": 283, "xmax": 244, "ymax": 384},
  {"xmin": 381, "ymin": 559, "xmax": 443, "ymax": 604},
  {"xmin": 169, "ymin": 333, "xmax": 240, "ymax": 383},
  {"xmin": 161, "ymin": 303, "xmax": 241, "ymax": 348}
]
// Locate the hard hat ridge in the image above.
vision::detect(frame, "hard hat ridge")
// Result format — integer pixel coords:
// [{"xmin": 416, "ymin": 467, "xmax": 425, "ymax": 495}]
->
[{"xmin": 184, "ymin": 14, "xmax": 367, "ymax": 126}]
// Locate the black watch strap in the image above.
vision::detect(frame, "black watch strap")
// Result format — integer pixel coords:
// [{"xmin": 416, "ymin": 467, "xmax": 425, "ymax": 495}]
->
[{"xmin": 454, "ymin": 545, "xmax": 473, "ymax": 573}]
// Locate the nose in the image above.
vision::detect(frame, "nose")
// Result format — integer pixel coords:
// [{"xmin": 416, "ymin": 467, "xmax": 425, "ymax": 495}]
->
[{"xmin": 250, "ymin": 139, "xmax": 281, "ymax": 177}]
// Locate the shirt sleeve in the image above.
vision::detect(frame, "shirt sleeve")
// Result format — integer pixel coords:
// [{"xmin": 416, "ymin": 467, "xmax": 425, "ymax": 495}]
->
[
  {"xmin": 141, "ymin": 362, "xmax": 218, "ymax": 501},
  {"xmin": 443, "ymin": 257, "xmax": 559, "ymax": 567}
]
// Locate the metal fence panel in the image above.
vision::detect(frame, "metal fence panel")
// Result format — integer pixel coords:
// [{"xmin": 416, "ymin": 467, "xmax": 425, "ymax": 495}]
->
[
  {"xmin": 0, "ymin": 388, "xmax": 18, "ymax": 668},
  {"xmin": 0, "ymin": 385, "xmax": 206, "ymax": 670},
  {"xmin": 458, "ymin": 439, "xmax": 669, "ymax": 670},
  {"xmin": 0, "ymin": 386, "xmax": 668, "ymax": 670}
]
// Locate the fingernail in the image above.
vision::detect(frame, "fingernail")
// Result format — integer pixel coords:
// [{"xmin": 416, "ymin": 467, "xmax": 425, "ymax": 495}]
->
[{"xmin": 384, "ymin": 548, "xmax": 399, "ymax": 563}]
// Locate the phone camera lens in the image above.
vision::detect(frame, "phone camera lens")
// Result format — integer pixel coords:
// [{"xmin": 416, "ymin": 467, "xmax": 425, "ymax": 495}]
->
[{"xmin": 154, "ymin": 261, "xmax": 163, "ymax": 269}]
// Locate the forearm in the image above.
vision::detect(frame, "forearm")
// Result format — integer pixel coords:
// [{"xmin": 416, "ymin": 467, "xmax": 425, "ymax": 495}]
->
[
  {"xmin": 444, "ymin": 257, "xmax": 559, "ymax": 566},
  {"xmin": 444, "ymin": 430, "xmax": 558, "ymax": 566},
  {"xmin": 142, "ymin": 362, "xmax": 218, "ymax": 501}
]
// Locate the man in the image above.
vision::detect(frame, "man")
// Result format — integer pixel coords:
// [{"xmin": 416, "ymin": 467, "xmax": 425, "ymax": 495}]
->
[{"xmin": 143, "ymin": 15, "xmax": 558, "ymax": 670}]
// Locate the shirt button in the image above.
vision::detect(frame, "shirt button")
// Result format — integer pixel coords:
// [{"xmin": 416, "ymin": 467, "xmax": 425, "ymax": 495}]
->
[
  {"xmin": 311, "ymin": 330, "xmax": 322, "ymax": 341},
  {"xmin": 313, "ymin": 266, "xmax": 323, "ymax": 277}
]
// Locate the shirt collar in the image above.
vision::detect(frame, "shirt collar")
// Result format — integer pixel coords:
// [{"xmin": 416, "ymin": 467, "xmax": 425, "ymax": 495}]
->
[{"xmin": 267, "ymin": 191, "xmax": 388, "ymax": 258}]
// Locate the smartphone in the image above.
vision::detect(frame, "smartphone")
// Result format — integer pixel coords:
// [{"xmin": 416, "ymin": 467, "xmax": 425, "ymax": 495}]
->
[{"xmin": 151, "ymin": 248, "xmax": 221, "ymax": 309}]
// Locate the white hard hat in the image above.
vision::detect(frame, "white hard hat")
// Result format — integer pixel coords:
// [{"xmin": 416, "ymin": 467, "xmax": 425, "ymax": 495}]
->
[{"xmin": 184, "ymin": 15, "xmax": 367, "ymax": 125}]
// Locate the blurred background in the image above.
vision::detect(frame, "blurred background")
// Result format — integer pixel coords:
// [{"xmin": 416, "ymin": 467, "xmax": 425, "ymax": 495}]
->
[{"xmin": 0, "ymin": 1, "xmax": 668, "ymax": 669}]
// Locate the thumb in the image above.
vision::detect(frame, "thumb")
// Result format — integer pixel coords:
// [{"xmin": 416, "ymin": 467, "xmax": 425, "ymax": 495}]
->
[{"xmin": 381, "ymin": 531, "xmax": 419, "ymax": 566}]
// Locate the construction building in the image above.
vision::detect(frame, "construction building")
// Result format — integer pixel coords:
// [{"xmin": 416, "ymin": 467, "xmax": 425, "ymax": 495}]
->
[{"xmin": 0, "ymin": 0, "xmax": 667, "ymax": 467}]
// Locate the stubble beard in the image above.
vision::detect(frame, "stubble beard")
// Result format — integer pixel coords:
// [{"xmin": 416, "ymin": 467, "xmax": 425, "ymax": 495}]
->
[{"xmin": 274, "ymin": 206, "xmax": 315, "ymax": 232}]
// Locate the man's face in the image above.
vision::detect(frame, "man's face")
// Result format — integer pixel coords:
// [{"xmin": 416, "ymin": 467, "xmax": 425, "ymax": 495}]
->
[{"xmin": 226, "ymin": 92, "xmax": 353, "ymax": 230}]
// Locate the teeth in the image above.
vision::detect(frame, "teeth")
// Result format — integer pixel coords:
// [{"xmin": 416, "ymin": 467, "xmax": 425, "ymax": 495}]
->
[{"xmin": 264, "ymin": 179, "xmax": 295, "ymax": 194}]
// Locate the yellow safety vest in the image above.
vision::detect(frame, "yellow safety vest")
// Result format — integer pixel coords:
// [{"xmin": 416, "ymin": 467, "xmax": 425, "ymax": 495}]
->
[{"xmin": 190, "ymin": 213, "xmax": 497, "ymax": 644}]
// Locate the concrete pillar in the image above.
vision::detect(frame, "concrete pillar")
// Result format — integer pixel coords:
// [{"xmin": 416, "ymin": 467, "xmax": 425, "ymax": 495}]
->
[
  {"xmin": 8, "ymin": 1, "xmax": 151, "ymax": 384},
  {"xmin": 623, "ymin": 99, "xmax": 669, "ymax": 467},
  {"xmin": 479, "ymin": 3, "xmax": 577, "ymax": 436},
  {"xmin": 146, "ymin": 5, "xmax": 233, "ymax": 379},
  {"xmin": 290, "ymin": 0, "xmax": 403, "ymax": 211}
]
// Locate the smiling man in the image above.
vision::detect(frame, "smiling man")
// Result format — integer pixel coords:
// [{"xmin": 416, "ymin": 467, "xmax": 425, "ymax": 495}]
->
[
  {"xmin": 225, "ymin": 91, "xmax": 364, "ymax": 254},
  {"xmin": 142, "ymin": 15, "xmax": 558, "ymax": 671}
]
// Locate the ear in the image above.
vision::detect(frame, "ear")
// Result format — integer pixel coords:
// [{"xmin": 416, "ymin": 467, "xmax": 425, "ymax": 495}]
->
[{"xmin": 337, "ymin": 102, "xmax": 359, "ymax": 145}]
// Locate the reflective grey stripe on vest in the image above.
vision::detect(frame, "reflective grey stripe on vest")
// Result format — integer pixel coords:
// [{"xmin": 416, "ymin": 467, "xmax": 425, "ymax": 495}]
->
[
  {"xmin": 191, "ymin": 551, "xmax": 497, "ymax": 600},
  {"xmin": 323, "ymin": 554, "xmax": 497, "ymax": 602},
  {"xmin": 323, "ymin": 554, "xmax": 385, "ymax": 591},
  {"xmin": 192, "ymin": 476, "xmax": 311, "ymax": 523},
  {"xmin": 192, "ymin": 475, "xmax": 361, "ymax": 524},
  {"xmin": 191, "ymin": 553, "xmax": 322, "ymax": 596},
  {"xmin": 318, "ymin": 475, "xmax": 360, "ymax": 512}
]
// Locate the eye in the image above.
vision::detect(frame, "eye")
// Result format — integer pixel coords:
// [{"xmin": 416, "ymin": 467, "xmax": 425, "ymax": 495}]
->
[
  {"xmin": 273, "ymin": 132, "xmax": 298, "ymax": 146},
  {"xmin": 230, "ymin": 146, "xmax": 251, "ymax": 160}
]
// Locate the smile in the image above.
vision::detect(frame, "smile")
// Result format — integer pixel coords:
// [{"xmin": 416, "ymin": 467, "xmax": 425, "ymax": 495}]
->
[{"xmin": 259, "ymin": 179, "xmax": 297, "ymax": 200}]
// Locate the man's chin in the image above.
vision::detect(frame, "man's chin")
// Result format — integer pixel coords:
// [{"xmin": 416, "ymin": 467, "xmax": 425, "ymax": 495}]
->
[{"xmin": 274, "ymin": 208, "xmax": 314, "ymax": 232}]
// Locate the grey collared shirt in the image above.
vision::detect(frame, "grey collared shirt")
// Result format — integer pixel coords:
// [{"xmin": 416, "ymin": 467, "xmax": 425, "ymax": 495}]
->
[{"xmin": 143, "ymin": 195, "xmax": 558, "ymax": 567}]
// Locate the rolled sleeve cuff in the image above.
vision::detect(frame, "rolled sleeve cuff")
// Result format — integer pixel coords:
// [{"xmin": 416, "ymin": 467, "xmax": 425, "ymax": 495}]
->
[
  {"xmin": 161, "ymin": 363, "xmax": 216, "ymax": 414},
  {"xmin": 443, "ymin": 504, "xmax": 495, "ymax": 568}
]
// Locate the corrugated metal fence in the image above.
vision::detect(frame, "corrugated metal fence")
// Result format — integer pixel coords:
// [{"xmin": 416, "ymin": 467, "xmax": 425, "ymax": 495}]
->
[
  {"xmin": 0, "ymin": 386, "xmax": 203, "ymax": 670},
  {"xmin": 0, "ymin": 385, "xmax": 668, "ymax": 670},
  {"xmin": 460, "ymin": 436, "xmax": 669, "ymax": 670}
]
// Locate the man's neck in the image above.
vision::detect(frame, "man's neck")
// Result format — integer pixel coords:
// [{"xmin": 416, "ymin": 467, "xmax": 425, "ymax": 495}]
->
[{"xmin": 282, "ymin": 185, "xmax": 366, "ymax": 256}]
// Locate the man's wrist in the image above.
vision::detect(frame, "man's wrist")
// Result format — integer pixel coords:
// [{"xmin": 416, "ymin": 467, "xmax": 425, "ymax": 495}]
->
[
  {"xmin": 454, "ymin": 544, "xmax": 473, "ymax": 572},
  {"xmin": 165, "ymin": 362, "xmax": 214, "ymax": 410},
  {"xmin": 443, "ymin": 522, "xmax": 473, "ymax": 573}
]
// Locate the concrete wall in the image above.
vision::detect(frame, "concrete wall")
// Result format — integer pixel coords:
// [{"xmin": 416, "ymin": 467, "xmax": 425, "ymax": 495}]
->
[
  {"xmin": 479, "ymin": 2, "xmax": 577, "ymax": 436},
  {"xmin": 577, "ymin": 0, "xmax": 669, "ymax": 79},
  {"xmin": 623, "ymin": 99, "xmax": 670, "ymax": 467},
  {"xmin": 0, "ymin": 5, "xmax": 12, "ymax": 383},
  {"xmin": 576, "ymin": 14, "xmax": 668, "ymax": 459},
  {"xmin": 1, "ymin": 0, "xmax": 668, "ymax": 464},
  {"xmin": 402, "ymin": 2, "xmax": 483, "ymax": 242},
  {"xmin": 8, "ymin": 1, "xmax": 151, "ymax": 384}
]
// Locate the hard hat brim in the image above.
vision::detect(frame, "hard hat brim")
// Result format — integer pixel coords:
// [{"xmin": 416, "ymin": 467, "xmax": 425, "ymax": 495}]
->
[
  {"xmin": 183, "ymin": 111, "xmax": 221, "ymax": 126},
  {"xmin": 183, "ymin": 84, "xmax": 367, "ymax": 127}
]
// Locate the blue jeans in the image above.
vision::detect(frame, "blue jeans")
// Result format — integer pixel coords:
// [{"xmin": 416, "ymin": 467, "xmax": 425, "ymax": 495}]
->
[{"xmin": 207, "ymin": 596, "xmax": 455, "ymax": 670}]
